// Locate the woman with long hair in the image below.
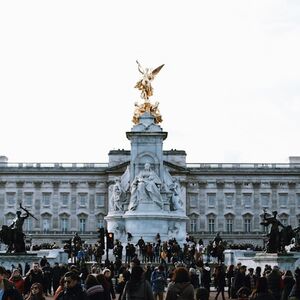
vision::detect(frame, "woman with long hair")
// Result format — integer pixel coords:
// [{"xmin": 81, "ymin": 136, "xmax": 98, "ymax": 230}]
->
[
  {"xmin": 121, "ymin": 265, "xmax": 154, "ymax": 300},
  {"xmin": 166, "ymin": 267, "xmax": 194, "ymax": 300},
  {"xmin": 25, "ymin": 283, "xmax": 46, "ymax": 300}
]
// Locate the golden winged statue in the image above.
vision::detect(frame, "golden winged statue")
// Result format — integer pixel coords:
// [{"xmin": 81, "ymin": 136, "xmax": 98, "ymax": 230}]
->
[{"xmin": 134, "ymin": 60, "xmax": 164, "ymax": 101}]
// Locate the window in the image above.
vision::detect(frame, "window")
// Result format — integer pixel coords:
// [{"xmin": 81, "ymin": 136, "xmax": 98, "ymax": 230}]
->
[
  {"xmin": 279, "ymin": 194, "xmax": 288, "ymax": 207},
  {"xmin": 280, "ymin": 216, "xmax": 288, "ymax": 226},
  {"xmin": 79, "ymin": 193, "xmax": 87, "ymax": 207},
  {"xmin": 6, "ymin": 216, "xmax": 14, "ymax": 226},
  {"xmin": 79, "ymin": 218, "xmax": 86, "ymax": 233},
  {"xmin": 261, "ymin": 217, "xmax": 269, "ymax": 233},
  {"xmin": 226, "ymin": 218, "xmax": 233, "ymax": 233},
  {"xmin": 243, "ymin": 194, "xmax": 252, "ymax": 207},
  {"xmin": 96, "ymin": 194, "xmax": 105, "ymax": 207},
  {"xmin": 97, "ymin": 217, "xmax": 104, "ymax": 229},
  {"xmin": 42, "ymin": 193, "xmax": 51, "ymax": 207},
  {"xmin": 190, "ymin": 219, "xmax": 197, "ymax": 233},
  {"xmin": 61, "ymin": 217, "xmax": 69, "ymax": 233},
  {"xmin": 61, "ymin": 193, "xmax": 69, "ymax": 207},
  {"xmin": 189, "ymin": 194, "xmax": 197, "ymax": 207},
  {"xmin": 225, "ymin": 193, "xmax": 234, "ymax": 207},
  {"xmin": 24, "ymin": 193, "xmax": 33, "ymax": 207},
  {"xmin": 24, "ymin": 218, "xmax": 32, "ymax": 232},
  {"xmin": 261, "ymin": 194, "xmax": 270, "ymax": 207},
  {"xmin": 208, "ymin": 218, "xmax": 215, "ymax": 234},
  {"xmin": 208, "ymin": 194, "xmax": 216, "ymax": 207},
  {"xmin": 244, "ymin": 218, "xmax": 252, "ymax": 233},
  {"xmin": 6, "ymin": 193, "xmax": 16, "ymax": 207},
  {"xmin": 42, "ymin": 218, "xmax": 50, "ymax": 233}
]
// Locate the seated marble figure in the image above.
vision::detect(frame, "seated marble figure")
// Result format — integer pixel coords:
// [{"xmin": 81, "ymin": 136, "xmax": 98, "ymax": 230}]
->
[{"xmin": 128, "ymin": 163, "xmax": 163, "ymax": 210}]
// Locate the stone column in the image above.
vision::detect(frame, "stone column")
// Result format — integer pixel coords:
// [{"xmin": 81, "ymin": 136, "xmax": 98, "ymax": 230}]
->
[
  {"xmin": 0, "ymin": 181, "xmax": 6, "ymax": 226},
  {"xmin": 16, "ymin": 181, "xmax": 24, "ymax": 206},
  {"xmin": 33, "ymin": 181, "xmax": 42, "ymax": 230},
  {"xmin": 52, "ymin": 181, "xmax": 60, "ymax": 231},
  {"xmin": 253, "ymin": 181, "xmax": 261, "ymax": 231},
  {"xmin": 88, "ymin": 181, "xmax": 96, "ymax": 231},
  {"xmin": 288, "ymin": 181, "xmax": 296, "ymax": 227},
  {"xmin": 234, "ymin": 181, "xmax": 243, "ymax": 231},
  {"xmin": 270, "ymin": 181, "xmax": 278, "ymax": 211},
  {"xmin": 199, "ymin": 181, "xmax": 207, "ymax": 231},
  {"xmin": 216, "ymin": 180, "xmax": 225, "ymax": 232},
  {"xmin": 70, "ymin": 181, "xmax": 77, "ymax": 231}
]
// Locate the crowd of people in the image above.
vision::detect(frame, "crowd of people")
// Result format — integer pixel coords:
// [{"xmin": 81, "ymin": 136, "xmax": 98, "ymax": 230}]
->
[
  {"xmin": 1, "ymin": 235, "xmax": 300, "ymax": 300},
  {"xmin": 1, "ymin": 253, "xmax": 300, "ymax": 300}
]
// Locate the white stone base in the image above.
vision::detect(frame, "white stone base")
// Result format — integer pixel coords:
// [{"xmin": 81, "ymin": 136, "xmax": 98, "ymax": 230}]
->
[
  {"xmin": 224, "ymin": 249, "xmax": 299, "ymax": 271},
  {"xmin": 105, "ymin": 209, "xmax": 188, "ymax": 245}
]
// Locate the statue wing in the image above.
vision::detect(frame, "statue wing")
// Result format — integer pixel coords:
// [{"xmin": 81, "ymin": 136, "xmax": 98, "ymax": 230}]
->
[
  {"xmin": 152, "ymin": 64, "xmax": 164, "ymax": 77},
  {"xmin": 136, "ymin": 60, "xmax": 144, "ymax": 74},
  {"xmin": 120, "ymin": 166, "xmax": 130, "ymax": 193}
]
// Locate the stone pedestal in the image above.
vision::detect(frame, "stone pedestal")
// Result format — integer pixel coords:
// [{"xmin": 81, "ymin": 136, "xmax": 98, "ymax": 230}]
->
[
  {"xmin": 0, "ymin": 253, "xmax": 38, "ymax": 274},
  {"xmin": 224, "ymin": 250, "xmax": 299, "ymax": 271},
  {"xmin": 0, "ymin": 249, "xmax": 68, "ymax": 274},
  {"xmin": 253, "ymin": 253, "xmax": 298, "ymax": 271}
]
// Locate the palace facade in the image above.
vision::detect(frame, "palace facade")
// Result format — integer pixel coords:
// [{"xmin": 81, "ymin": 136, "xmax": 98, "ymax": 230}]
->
[{"xmin": 1, "ymin": 154, "xmax": 300, "ymax": 246}]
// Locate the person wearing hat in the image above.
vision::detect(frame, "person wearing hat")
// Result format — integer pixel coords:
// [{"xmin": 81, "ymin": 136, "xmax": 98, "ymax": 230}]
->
[
  {"xmin": 151, "ymin": 265, "xmax": 166, "ymax": 300},
  {"xmin": 103, "ymin": 268, "xmax": 116, "ymax": 300}
]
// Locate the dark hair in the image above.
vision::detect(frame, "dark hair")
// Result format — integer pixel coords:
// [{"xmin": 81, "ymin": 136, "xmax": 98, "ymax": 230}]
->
[
  {"xmin": 172, "ymin": 267, "xmax": 190, "ymax": 283},
  {"xmin": 27, "ymin": 282, "xmax": 45, "ymax": 300},
  {"xmin": 0, "ymin": 266, "xmax": 6, "ymax": 275},
  {"xmin": 64, "ymin": 271, "xmax": 80, "ymax": 281},
  {"xmin": 158, "ymin": 265, "xmax": 164, "ymax": 272},
  {"xmin": 127, "ymin": 266, "xmax": 144, "ymax": 293},
  {"xmin": 85, "ymin": 274, "xmax": 99, "ymax": 290}
]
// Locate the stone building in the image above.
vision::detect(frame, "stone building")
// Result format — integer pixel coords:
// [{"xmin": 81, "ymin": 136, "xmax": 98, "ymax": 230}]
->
[{"xmin": 1, "ymin": 129, "xmax": 300, "ymax": 247}]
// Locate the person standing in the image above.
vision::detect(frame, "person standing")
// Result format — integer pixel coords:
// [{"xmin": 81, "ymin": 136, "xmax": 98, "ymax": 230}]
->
[
  {"xmin": 57, "ymin": 271, "xmax": 87, "ymax": 300},
  {"xmin": 121, "ymin": 266, "xmax": 154, "ymax": 300},
  {"xmin": 165, "ymin": 267, "xmax": 194, "ymax": 300},
  {"xmin": 0, "ymin": 266, "xmax": 23, "ymax": 300},
  {"xmin": 151, "ymin": 265, "xmax": 167, "ymax": 300}
]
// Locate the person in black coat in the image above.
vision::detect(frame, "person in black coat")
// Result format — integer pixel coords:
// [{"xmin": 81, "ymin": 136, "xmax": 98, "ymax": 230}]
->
[
  {"xmin": 57, "ymin": 271, "xmax": 87, "ymax": 300},
  {"xmin": 85, "ymin": 274, "xmax": 104, "ymax": 300}
]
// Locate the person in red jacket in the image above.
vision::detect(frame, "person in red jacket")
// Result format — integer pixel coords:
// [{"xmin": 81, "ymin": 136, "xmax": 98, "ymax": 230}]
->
[
  {"xmin": 9, "ymin": 268, "xmax": 25, "ymax": 296},
  {"xmin": 0, "ymin": 266, "xmax": 23, "ymax": 300}
]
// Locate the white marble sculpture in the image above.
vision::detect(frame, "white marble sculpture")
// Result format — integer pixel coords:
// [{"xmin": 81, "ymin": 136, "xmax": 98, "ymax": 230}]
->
[{"xmin": 128, "ymin": 163, "xmax": 163, "ymax": 211}]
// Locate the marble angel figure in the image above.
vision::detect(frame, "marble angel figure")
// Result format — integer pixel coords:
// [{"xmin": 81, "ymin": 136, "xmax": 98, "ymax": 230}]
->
[{"xmin": 134, "ymin": 61, "xmax": 164, "ymax": 100}]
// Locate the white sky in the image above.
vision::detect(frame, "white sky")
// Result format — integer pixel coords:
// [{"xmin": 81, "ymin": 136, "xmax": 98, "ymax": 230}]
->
[{"xmin": 1, "ymin": 0, "xmax": 300, "ymax": 164}]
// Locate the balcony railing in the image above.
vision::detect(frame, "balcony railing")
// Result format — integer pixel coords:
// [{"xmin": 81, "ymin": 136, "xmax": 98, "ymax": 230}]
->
[
  {"xmin": 0, "ymin": 162, "xmax": 108, "ymax": 168},
  {"xmin": 1, "ymin": 162, "xmax": 300, "ymax": 170},
  {"xmin": 187, "ymin": 163, "xmax": 300, "ymax": 169}
]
